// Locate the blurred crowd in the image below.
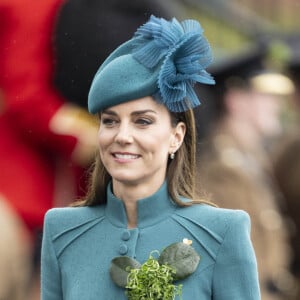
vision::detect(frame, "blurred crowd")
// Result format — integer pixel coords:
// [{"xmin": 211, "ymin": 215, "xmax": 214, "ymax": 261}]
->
[
  {"xmin": 196, "ymin": 50, "xmax": 299, "ymax": 299},
  {"xmin": 0, "ymin": 1, "xmax": 299, "ymax": 300}
]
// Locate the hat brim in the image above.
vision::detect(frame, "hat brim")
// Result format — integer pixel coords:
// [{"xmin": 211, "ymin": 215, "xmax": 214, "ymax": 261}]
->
[{"xmin": 88, "ymin": 39, "xmax": 161, "ymax": 113}]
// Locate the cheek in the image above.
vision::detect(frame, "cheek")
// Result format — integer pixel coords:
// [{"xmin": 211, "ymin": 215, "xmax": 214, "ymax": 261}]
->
[
  {"xmin": 144, "ymin": 132, "xmax": 172, "ymax": 155},
  {"xmin": 97, "ymin": 129, "xmax": 112, "ymax": 153}
]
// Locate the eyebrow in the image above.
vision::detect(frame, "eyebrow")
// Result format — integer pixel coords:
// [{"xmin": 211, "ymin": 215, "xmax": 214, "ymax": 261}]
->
[{"xmin": 101, "ymin": 109, "xmax": 157, "ymax": 116}]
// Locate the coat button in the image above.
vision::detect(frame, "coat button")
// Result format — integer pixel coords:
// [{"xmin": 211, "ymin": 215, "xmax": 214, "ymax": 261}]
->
[
  {"xmin": 119, "ymin": 244, "xmax": 128, "ymax": 255},
  {"xmin": 121, "ymin": 230, "xmax": 131, "ymax": 241}
]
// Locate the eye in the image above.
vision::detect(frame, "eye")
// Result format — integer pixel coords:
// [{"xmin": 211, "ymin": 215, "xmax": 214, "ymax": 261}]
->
[
  {"xmin": 101, "ymin": 117, "xmax": 118, "ymax": 127},
  {"xmin": 135, "ymin": 118, "xmax": 153, "ymax": 126}
]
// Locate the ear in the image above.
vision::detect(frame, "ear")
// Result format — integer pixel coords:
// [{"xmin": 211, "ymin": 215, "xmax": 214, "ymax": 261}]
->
[{"xmin": 170, "ymin": 122, "xmax": 186, "ymax": 153}]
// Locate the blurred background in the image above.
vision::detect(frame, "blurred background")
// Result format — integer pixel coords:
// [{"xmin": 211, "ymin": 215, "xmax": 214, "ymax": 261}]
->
[{"xmin": 0, "ymin": 0, "xmax": 299, "ymax": 299}]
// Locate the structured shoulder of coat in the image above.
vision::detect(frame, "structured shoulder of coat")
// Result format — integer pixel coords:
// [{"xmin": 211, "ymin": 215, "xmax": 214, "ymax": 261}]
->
[
  {"xmin": 44, "ymin": 205, "xmax": 105, "ymax": 235},
  {"xmin": 174, "ymin": 204, "xmax": 251, "ymax": 238}
]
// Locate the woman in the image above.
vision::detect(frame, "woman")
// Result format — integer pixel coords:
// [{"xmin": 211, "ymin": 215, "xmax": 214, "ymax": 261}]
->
[{"xmin": 41, "ymin": 15, "xmax": 260, "ymax": 299}]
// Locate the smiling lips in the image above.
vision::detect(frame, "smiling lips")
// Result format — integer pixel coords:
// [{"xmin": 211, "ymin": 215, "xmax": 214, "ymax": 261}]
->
[{"xmin": 113, "ymin": 152, "xmax": 140, "ymax": 161}]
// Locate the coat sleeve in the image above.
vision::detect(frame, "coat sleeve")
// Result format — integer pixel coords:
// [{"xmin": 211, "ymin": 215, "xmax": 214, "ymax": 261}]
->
[
  {"xmin": 212, "ymin": 210, "xmax": 261, "ymax": 299},
  {"xmin": 41, "ymin": 210, "xmax": 63, "ymax": 300}
]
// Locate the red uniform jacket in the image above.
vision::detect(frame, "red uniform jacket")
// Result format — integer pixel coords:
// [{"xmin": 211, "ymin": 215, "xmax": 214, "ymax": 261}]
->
[{"xmin": 0, "ymin": 0, "xmax": 79, "ymax": 233}]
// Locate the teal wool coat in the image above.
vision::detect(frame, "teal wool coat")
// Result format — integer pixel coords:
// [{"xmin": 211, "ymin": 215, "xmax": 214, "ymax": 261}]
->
[{"xmin": 41, "ymin": 182, "xmax": 260, "ymax": 299}]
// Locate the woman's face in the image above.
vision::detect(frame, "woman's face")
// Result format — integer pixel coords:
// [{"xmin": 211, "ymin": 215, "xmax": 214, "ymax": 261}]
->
[{"xmin": 98, "ymin": 96, "xmax": 185, "ymax": 188}]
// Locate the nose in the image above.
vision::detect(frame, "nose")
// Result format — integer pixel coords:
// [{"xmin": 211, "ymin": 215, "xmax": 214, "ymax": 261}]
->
[{"xmin": 114, "ymin": 123, "xmax": 133, "ymax": 145}]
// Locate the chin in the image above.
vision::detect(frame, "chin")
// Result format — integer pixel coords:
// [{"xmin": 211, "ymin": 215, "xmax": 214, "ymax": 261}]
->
[{"xmin": 110, "ymin": 172, "xmax": 140, "ymax": 184}]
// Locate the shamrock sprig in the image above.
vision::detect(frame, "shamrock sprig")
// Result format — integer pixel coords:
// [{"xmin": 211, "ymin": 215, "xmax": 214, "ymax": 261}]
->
[{"xmin": 110, "ymin": 240, "xmax": 200, "ymax": 300}]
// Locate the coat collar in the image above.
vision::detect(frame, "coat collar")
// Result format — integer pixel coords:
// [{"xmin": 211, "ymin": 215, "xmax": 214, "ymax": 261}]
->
[{"xmin": 105, "ymin": 181, "xmax": 177, "ymax": 228}]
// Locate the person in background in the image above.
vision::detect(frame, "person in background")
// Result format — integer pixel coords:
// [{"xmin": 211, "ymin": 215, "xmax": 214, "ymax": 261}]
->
[
  {"xmin": 0, "ymin": 85, "xmax": 31, "ymax": 300},
  {"xmin": 0, "ymin": 0, "xmax": 98, "ymax": 298},
  {"xmin": 41, "ymin": 15, "xmax": 260, "ymax": 299},
  {"xmin": 0, "ymin": 195, "xmax": 32, "ymax": 300},
  {"xmin": 0, "ymin": 0, "xmax": 98, "ymax": 242},
  {"xmin": 272, "ymin": 55, "xmax": 300, "ymax": 300},
  {"xmin": 197, "ymin": 50, "xmax": 296, "ymax": 299}
]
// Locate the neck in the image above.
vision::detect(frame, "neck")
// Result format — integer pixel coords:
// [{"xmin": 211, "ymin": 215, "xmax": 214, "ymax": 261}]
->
[{"xmin": 111, "ymin": 179, "xmax": 165, "ymax": 228}]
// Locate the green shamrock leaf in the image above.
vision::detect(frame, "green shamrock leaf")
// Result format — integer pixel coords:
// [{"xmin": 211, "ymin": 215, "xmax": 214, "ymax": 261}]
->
[
  {"xmin": 158, "ymin": 242, "xmax": 200, "ymax": 280},
  {"xmin": 110, "ymin": 256, "xmax": 141, "ymax": 288}
]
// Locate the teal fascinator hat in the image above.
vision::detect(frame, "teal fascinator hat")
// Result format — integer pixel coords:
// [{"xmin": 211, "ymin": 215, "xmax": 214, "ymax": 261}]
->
[{"xmin": 88, "ymin": 15, "xmax": 215, "ymax": 113}]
